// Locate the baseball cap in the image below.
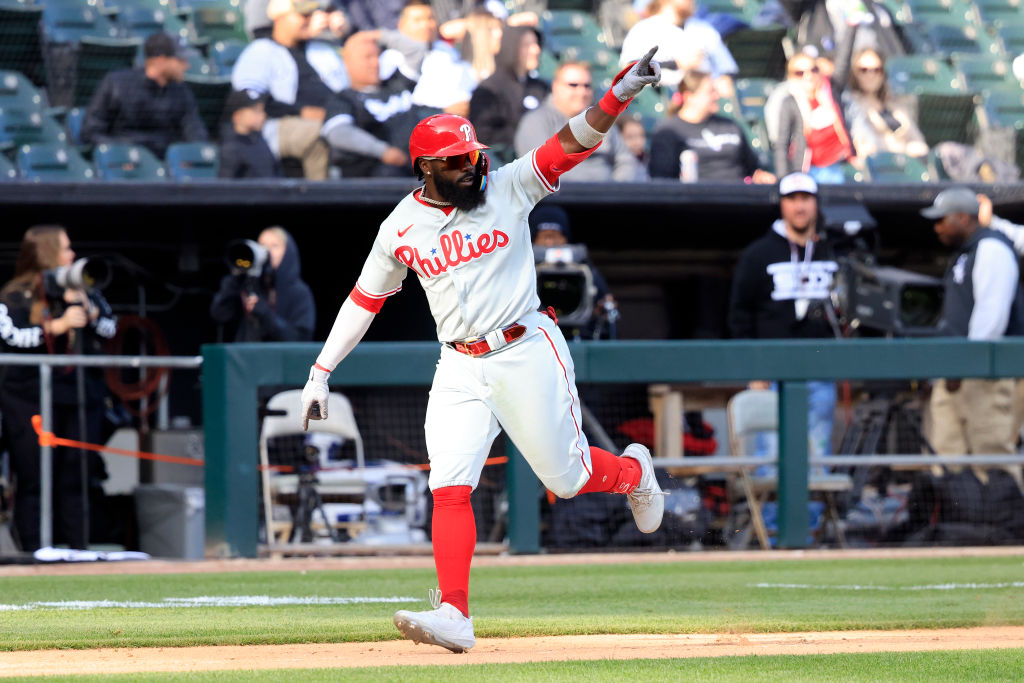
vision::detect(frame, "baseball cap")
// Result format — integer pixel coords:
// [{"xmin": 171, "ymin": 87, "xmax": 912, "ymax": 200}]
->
[
  {"xmin": 529, "ymin": 204, "xmax": 571, "ymax": 241},
  {"xmin": 267, "ymin": 0, "xmax": 320, "ymax": 20},
  {"xmin": 223, "ymin": 89, "xmax": 268, "ymax": 117},
  {"xmin": 779, "ymin": 172, "xmax": 818, "ymax": 197},
  {"xmin": 919, "ymin": 187, "xmax": 980, "ymax": 219},
  {"xmin": 144, "ymin": 32, "xmax": 188, "ymax": 59}
]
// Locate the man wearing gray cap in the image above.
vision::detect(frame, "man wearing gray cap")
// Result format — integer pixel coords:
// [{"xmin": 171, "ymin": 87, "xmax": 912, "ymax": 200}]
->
[{"xmin": 921, "ymin": 187, "xmax": 1024, "ymax": 487}]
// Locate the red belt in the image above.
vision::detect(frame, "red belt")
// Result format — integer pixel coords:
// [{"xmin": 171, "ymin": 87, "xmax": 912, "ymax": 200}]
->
[{"xmin": 448, "ymin": 323, "xmax": 527, "ymax": 357}]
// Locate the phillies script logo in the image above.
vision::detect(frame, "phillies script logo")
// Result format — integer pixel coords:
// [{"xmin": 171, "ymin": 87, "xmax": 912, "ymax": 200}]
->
[{"xmin": 395, "ymin": 229, "xmax": 508, "ymax": 278}]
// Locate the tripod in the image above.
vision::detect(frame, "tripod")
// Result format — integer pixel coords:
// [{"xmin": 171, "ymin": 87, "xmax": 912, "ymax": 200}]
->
[{"xmin": 288, "ymin": 453, "xmax": 340, "ymax": 543}]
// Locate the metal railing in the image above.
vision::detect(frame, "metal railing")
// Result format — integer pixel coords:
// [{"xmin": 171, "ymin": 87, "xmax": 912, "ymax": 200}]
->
[{"xmin": 0, "ymin": 354, "xmax": 202, "ymax": 548}]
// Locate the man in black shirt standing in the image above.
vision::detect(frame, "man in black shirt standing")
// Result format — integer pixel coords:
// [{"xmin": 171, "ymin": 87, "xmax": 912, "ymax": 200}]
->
[
  {"xmin": 81, "ymin": 33, "xmax": 208, "ymax": 158},
  {"xmin": 650, "ymin": 71, "xmax": 774, "ymax": 184}
]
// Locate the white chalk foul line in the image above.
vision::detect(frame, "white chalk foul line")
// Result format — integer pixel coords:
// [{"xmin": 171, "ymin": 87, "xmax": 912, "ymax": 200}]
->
[
  {"xmin": 0, "ymin": 595, "xmax": 421, "ymax": 612},
  {"xmin": 753, "ymin": 582, "xmax": 1024, "ymax": 591}
]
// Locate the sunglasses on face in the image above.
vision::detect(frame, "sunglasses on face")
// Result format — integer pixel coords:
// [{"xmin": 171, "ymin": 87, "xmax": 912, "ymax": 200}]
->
[
  {"xmin": 425, "ymin": 150, "xmax": 481, "ymax": 170},
  {"xmin": 561, "ymin": 81, "xmax": 593, "ymax": 89},
  {"xmin": 790, "ymin": 66, "xmax": 820, "ymax": 77},
  {"xmin": 857, "ymin": 66, "xmax": 883, "ymax": 74}
]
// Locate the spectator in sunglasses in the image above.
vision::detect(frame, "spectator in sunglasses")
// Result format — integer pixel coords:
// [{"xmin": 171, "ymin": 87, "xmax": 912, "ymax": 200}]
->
[
  {"xmin": 843, "ymin": 47, "xmax": 928, "ymax": 159},
  {"xmin": 513, "ymin": 61, "xmax": 641, "ymax": 181}
]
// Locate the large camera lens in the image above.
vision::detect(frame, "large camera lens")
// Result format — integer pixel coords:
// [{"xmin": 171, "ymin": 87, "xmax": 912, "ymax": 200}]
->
[{"xmin": 225, "ymin": 239, "xmax": 268, "ymax": 276}]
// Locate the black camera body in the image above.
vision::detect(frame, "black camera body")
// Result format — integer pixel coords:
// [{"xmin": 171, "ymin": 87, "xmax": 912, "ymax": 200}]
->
[
  {"xmin": 533, "ymin": 244, "xmax": 597, "ymax": 328},
  {"xmin": 822, "ymin": 203, "xmax": 944, "ymax": 337}
]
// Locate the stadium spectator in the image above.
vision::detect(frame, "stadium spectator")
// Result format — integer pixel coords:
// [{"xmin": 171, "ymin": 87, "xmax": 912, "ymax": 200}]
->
[
  {"xmin": 454, "ymin": 9, "xmax": 504, "ymax": 81},
  {"xmin": 923, "ymin": 189, "xmax": 1024, "ymax": 490},
  {"xmin": 649, "ymin": 70, "xmax": 775, "ymax": 183},
  {"xmin": 381, "ymin": 0, "xmax": 477, "ymax": 117},
  {"xmin": 620, "ymin": 0, "xmax": 738, "ymax": 96},
  {"xmin": 530, "ymin": 204, "xmax": 619, "ymax": 341},
  {"xmin": 617, "ymin": 118, "xmax": 650, "ymax": 180},
  {"xmin": 210, "ymin": 226, "xmax": 315, "ymax": 341},
  {"xmin": 514, "ymin": 62, "xmax": 641, "ymax": 182},
  {"xmin": 0, "ymin": 226, "xmax": 117, "ymax": 551},
  {"xmin": 218, "ymin": 90, "xmax": 282, "ymax": 179},
  {"xmin": 329, "ymin": 31, "xmax": 428, "ymax": 177},
  {"xmin": 781, "ymin": 0, "xmax": 904, "ymax": 64},
  {"xmin": 81, "ymin": 33, "xmax": 208, "ymax": 159},
  {"xmin": 469, "ymin": 25, "xmax": 545, "ymax": 162},
  {"xmin": 728, "ymin": 173, "xmax": 839, "ymax": 468},
  {"xmin": 232, "ymin": 0, "xmax": 342, "ymax": 180},
  {"xmin": 843, "ymin": 47, "xmax": 927, "ymax": 159},
  {"xmin": 772, "ymin": 50, "xmax": 855, "ymax": 183}
]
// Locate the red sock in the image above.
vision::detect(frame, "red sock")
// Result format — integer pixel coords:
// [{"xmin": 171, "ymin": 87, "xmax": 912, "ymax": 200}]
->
[
  {"xmin": 430, "ymin": 485, "xmax": 475, "ymax": 617},
  {"xmin": 577, "ymin": 447, "xmax": 642, "ymax": 495}
]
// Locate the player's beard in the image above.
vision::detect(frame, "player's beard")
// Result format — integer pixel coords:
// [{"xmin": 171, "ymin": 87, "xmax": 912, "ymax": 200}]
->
[{"xmin": 435, "ymin": 172, "xmax": 486, "ymax": 212}]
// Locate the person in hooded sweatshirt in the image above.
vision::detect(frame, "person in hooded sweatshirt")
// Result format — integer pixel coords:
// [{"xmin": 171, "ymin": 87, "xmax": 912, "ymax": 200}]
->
[
  {"xmin": 468, "ymin": 24, "xmax": 547, "ymax": 163},
  {"xmin": 210, "ymin": 226, "xmax": 315, "ymax": 342}
]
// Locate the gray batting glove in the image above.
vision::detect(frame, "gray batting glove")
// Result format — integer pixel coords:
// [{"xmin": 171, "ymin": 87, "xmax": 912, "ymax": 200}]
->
[
  {"xmin": 612, "ymin": 46, "xmax": 662, "ymax": 102},
  {"xmin": 301, "ymin": 365, "xmax": 330, "ymax": 431}
]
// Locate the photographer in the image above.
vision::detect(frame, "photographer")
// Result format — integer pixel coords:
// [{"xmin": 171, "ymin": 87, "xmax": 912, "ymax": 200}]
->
[
  {"xmin": 529, "ymin": 204, "xmax": 618, "ymax": 341},
  {"xmin": 0, "ymin": 226, "xmax": 116, "ymax": 551},
  {"xmin": 210, "ymin": 226, "xmax": 315, "ymax": 342}
]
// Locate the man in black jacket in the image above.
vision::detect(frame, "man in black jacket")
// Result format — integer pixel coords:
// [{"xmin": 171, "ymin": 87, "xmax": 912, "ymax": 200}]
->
[
  {"xmin": 81, "ymin": 33, "xmax": 208, "ymax": 158},
  {"xmin": 728, "ymin": 172, "xmax": 839, "ymax": 465},
  {"xmin": 921, "ymin": 187, "xmax": 1024, "ymax": 488},
  {"xmin": 468, "ymin": 25, "xmax": 546, "ymax": 162}
]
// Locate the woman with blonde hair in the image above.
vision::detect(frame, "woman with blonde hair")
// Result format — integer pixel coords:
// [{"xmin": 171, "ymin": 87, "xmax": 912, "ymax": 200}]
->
[{"xmin": 0, "ymin": 226, "xmax": 117, "ymax": 551}]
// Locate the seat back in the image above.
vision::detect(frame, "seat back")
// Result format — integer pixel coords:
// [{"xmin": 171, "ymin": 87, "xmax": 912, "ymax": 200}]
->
[
  {"xmin": 0, "ymin": 108, "xmax": 67, "ymax": 149},
  {"xmin": 17, "ymin": 142, "xmax": 95, "ymax": 181},
  {"xmin": 165, "ymin": 141, "xmax": 219, "ymax": 179},
  {"xmin": 727, "ymin": 389, "xmax": 777, "ymax": 451},
  {"xmin": 724, "ymin": 26, "xmax": 787, "ymax": 81},
  {"xmin": 0, "ymin": 153, "xmax": 17, "ymax": 180},
  {"xmin": 886, "ymin": 55, "xmax": 964, "ymax": 95},
  {"xmin": 260, "ymin": 389, "xmax": 364, "ymax": 468},
  {"xmin": 183, "ymin": 73, "xmax": 230, "ymax": 136},
  {"xmin": 210, "ymin": 38, "xmax": 246, "ymax": 74},
  {"xmin": 94, "ymin": 142, "xmax": 168, "ymax": 180},
  {"xmin": 867, "ymin": 152, "xmax": 934, "ymax": 183},
  {"xmin": 74, "ymin": 35, "xmax": 142, "ymax": 107},
  {"xmin": 0, "ymin": 70, "xmax": 45, "ymax": 111},
  {"xmin": 0, "ymin": 3, "xmax": 45, "ymax": 85}
]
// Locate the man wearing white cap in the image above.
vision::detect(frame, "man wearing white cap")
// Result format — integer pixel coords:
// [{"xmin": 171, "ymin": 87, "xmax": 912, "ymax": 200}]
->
[
  {"xmin": 728, "ymin": 172, "xmax": 840, "ymax": 473},
  {"xmin": 921, "ymin": 187, "xmax": 1024, "ymax": 488}
]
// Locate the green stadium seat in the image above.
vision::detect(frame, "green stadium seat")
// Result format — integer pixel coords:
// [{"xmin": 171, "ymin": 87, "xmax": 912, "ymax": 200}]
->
[
  {"xmin": 866, "ymin": 152, "xmax": 934, "ymax": 182},
  {"xmin": 65, "ymin": 105, "xmax": 85, "ymax": 145},
  {"xmin": 701, "ymin": 0, "xmax": 758, "ymax": 21},
  {"xmin": 0, "ymin": 2, "xmax": 46, "ymax": 86},
  {"xmin": 916, "ymin": 92, "xmax": 979, "ymax": 146},
  {"xmin": 0, "ymin": 108, "xmax": 67, "ymax": 151},
  {"xmin": 184, "ymin": 73, "xmax": 230, "ymax": 136},
  {"xmin": 624, "ymin": 88, "xmax": 668, "ymax": 134},
  {"xmin": 840, "ymin": 161, "xmax": 866, "ymax": 183},
  {"xmin": 117, "ymin": 5, "xmax": 190, "ymax": 42},
  {"xmin": 885, "ymin": 56, "xmax": 964, "ymax": 95},
  {"xmin": 0, "ymin": 153, "xmax": 17, "ymax": 180},
  {"xmin": 42, "ymin": 3, "xmax": 121, "ymax": 44},
  {"xmin": 74, "ymin": 35, "xmax": 142, "ymax": 107},
  {"xmin": 191, "ymin": 7, "xmax": 247, "ymax": 43},
  {"xmin": 172, "ymin": 0, "xmax": 241, "ymax": 15},
  {"xmin": 974, "ymin": 0, "xmax": 1024, "ymax": 28},
  {"xmin": 724, "ymin": 26, "xmax": 787, "ymax": 81},
  {"xmin": 0, "ymin": 70, "xmax": 46, "ymax": 112},
  {"xmin": 924, "ymin": 23, "xmax": 985, "ymax": 57},
  {"xmin": 16, "ymin": 142, "xmax": 95, "ymax": 181},
  {"xmin": 93, "ymin": 142, "xmax": 168, "ymax": 180},
  {"xmin": 541, "ymin": 9, "xmax": 602, "ymax": 38},
  {"xmin": 996, "ymin": 24, "xmax": 1024, "ymax": 57},
  {"xmin": 165, "ymin": 140, "xmax": 219, "ymax": 179},
  {"xmin": 536, "ymin": 49, "xmax": 558, "ymax": 83},
  {"xmin": 734, "ymin": 77, "xmax": 778, "ymax": 125},
  {"xmin": 210, "ymin": 39, "xmax": 246, "ymax": 75},
  {"xmin": 953, "ymin": 54, "xmax": 1018, "ymax": 95},
  {"xmin": 906, "ymin": 0, "xmax": 976, "ymax": 26}
]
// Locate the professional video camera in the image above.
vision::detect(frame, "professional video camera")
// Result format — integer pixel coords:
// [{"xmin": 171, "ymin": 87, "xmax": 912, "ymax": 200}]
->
[
  {"xmin": 42, "ymin": 257, "xmax": 111, "ymax": 299},
  {"xmin": 821, "ymin": 203, "xmax": 943, "ymax": 337},
  {"xmin": 225, "ymin": 239, "xmax": 269, "ymax": 294},
  {"xmin": 533, "ymin": 243, "xmax": 598, "ymax": 328}
]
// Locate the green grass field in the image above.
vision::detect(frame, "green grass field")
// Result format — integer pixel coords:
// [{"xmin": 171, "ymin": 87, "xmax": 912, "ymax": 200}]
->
[{"xmin": 1, "ymin": 554, "xmax": 1023, "ymax": 652}]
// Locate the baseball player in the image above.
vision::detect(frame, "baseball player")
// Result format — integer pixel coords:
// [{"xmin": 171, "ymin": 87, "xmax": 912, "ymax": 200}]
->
[{"xmin": 301, "ymin": 47, "xmax": 664, "ymax": 653}]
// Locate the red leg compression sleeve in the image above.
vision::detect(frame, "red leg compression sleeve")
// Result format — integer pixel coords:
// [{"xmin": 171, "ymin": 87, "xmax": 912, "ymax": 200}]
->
[
  {"xmin": 577, "ymin": 447, "xmax": 642, "ymax": 495},
  {"xmin": 431, "ymin": 485, "xmax": 475, "ymax": 617}
]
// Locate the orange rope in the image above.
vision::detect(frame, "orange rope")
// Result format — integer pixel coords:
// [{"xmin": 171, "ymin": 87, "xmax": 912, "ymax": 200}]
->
[
  {"xmin": 30, "ymin": 415, "xmax": 510, "ymax": 472},
  {"xmin": 31, "ymin": 414, "xmax": 204, "ymax": 466}
]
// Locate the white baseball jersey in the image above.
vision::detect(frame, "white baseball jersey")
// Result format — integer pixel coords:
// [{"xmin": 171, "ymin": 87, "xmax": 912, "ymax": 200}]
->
[
  {"xmin": 348, "ymin": 147, "xmax": 593, "ymax": 496},
  {"xmin": 351, "ymin": 151, "xmax": 555, "ymax": 342}
]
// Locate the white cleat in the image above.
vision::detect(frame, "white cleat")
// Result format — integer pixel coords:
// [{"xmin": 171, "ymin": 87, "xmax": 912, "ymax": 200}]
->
[
  {"xmin": 622, "ymin": 443, "xmax": 666, "ymax": 533},
  {"xmin": 393, "ymin": 589, "xmax": 475, "ymax": 653}
]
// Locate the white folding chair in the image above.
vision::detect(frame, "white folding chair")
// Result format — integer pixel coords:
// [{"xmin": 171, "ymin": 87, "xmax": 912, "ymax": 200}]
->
[
  {"xmin": 259, "ymin": 389, "xmax": 365, "ymax": 545},
  {"xmin": 727, "ymin": 389, "xmax": 852, "ymax": 549}
]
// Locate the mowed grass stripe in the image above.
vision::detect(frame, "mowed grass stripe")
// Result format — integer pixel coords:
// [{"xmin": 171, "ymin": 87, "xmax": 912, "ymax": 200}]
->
[
  {"xmin": 25, "ymin": 649, "xmax": 1024, "ymax": 682},
  {"xmin": 0, "ymin": 555, "xmax": 1022, "ymax": 650}
]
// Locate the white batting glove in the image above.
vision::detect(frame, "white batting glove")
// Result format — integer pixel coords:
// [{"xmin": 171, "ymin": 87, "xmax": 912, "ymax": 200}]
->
[
  {"xmin": 611, "ymin": 46, "xmax": 662, "ymax": 102},
  {"xmin": 301, "ymin": 365, "xmax": 330, "ymax": 431}
]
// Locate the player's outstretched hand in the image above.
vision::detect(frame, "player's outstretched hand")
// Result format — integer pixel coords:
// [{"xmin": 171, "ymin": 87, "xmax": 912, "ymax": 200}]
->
[
  {"xmin": 612, "ymin": 46, "xmax": 662, "ymax": 102},
  {"xmin": 301, "ymin": 365, "xmax": 330, "ymax": 431}
]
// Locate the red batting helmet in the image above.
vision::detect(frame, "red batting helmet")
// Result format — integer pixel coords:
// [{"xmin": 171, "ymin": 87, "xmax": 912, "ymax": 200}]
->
[{"xmin": 408, "ymin": 114, "xmax": 489, "ymax": 169}]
